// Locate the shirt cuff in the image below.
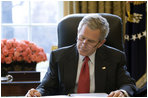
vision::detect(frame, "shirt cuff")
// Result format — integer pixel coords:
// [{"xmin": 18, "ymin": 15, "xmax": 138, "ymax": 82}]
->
[{"xmin": 120, "ymin": 89, "xmax": 129, "ymax": 97}]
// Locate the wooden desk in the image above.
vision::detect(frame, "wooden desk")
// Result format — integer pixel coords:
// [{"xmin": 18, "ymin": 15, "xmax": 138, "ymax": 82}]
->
[
  {"xmin": 1, "ymin": 71, "xmax": 41, "ymax": 96},
  {"xmin": 1, "ymin": 81, "xmax": 40, "ymax": 96},
  {"xmin": 8, "ymin": 71, "xmax": 40, "ymax": 81}
]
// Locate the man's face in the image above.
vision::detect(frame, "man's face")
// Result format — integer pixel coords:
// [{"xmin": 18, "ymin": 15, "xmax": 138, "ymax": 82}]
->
[{"xmin": 77, "ymin": 24, "xmax": 105, "ymax": 56}]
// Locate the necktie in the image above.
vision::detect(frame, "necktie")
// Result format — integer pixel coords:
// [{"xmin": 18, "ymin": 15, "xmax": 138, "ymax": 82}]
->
[{"xmin": 77, "ymin": 56, "xmax": 90, "ymax": 93}]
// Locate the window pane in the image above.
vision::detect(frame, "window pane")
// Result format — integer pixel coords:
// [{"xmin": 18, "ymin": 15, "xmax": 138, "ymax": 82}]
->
[
  {"xmin": 31, "ymin": 1, "xmax": 59, "ymax": 23},
  {"xmin": 1, "ymin": 26, "xmax": 28, "ymax": 40},
  {"xmin": 2, "ymin": 1, "xmax": 13, "ymax": 23},
  {"xmin": 2, "ymin": 1, "xmax": 29, "ymax": 24},
  {"xmin": 31, "ymin": 26, "xmax": 58, "ymax": 53}
]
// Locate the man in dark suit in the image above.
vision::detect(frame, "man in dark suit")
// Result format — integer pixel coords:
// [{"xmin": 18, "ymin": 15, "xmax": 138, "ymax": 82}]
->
[{"xmin": 26, "ymin": 14, "xmax": 137, "ymax": 97}]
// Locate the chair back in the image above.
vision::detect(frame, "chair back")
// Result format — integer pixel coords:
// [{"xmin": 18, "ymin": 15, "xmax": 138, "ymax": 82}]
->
[{"xmin": 57, "ymin": 13, "xmax": 124, "ymax": 51}]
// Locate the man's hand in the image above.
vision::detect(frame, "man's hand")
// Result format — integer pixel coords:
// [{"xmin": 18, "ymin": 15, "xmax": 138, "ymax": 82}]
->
[
  {"xmin": 107, "ymin": 90, "xmax": 125, "ymax": 97},
  {"xmin": 25, "ymin": 88, "xmax": 41, "ymax": 97}
]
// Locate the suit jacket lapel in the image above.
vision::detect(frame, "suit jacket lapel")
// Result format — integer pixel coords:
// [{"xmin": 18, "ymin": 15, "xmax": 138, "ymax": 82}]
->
[{"xmin": 95, "ymin": 45, "xmax": 110, "ymax": 93}]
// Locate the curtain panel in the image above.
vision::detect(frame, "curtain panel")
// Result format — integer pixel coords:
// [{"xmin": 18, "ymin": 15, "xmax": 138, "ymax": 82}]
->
[{"xmin": 64, "ymin": 1, "xmax": 126, "ymax": 34}]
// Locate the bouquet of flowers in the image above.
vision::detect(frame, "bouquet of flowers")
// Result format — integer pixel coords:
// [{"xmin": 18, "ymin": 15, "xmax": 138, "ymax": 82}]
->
[{"xmin": 1, "ymin": 38, "xmax": 47, "ymax": 64}]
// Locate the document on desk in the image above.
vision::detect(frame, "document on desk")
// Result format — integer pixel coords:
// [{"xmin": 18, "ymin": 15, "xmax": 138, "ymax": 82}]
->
[
  {"xmin": 69, "ymin": 93, "xmax": 108, "ymax": 97},
  {"xmin": 44, "ymin": 93, "xmax": 108, "ymax": 97}
]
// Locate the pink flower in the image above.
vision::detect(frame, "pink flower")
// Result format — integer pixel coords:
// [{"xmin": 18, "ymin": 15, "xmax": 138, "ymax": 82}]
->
[
  {"xmin": 14, "ymin": 51, "xmax": 21, "ymax": 57},
  {"xmin": 8, "ymin": 53, "xmax": 13, "ymax": 59},
  {"xmin": 13, "ymin": 40, "xmax": 19, "ymax": 48},
  {"xmin": 30, "ymin": 54, "xmax": 37, "ymax": 62},
  {"xmin": 34, "ymin": 52, "xmax": 46, "ymax": 62},
  {"xmin": 16, "ymin": 56, "xmax": 23, "ymax": 61},
  {"xmin": 39, "ymin": 52, "xmax": 47, "ymax": 61},
  {"xmin": 1, "ymin": 41, "xmax": 4, "ymax": 48},
  {"xmin": 30, "ymin": 43, "xmax": 38, "ymax": 52},
  {"xmin": 22, "ymin": 51, "xmax": 28, "ymax": 57},
  {"xmin": 22, "ymin": 40, "xmax": 30, "ymax": 45},
  {"xmin": 1, "ymin": 38, "xmax": 47, "ymax": 64},
  {"xmin": 1, "ymin": 39, "xmax": 7, "ymax": 45},
  {"xmin": 8, "ymin": 48, "xmax": 14, "ymax": 54},
  {"xmin": 5, "ymin": 56, "xmax": 12, "ymax": 64},
  {"xmin": 13, "ymin": 56, "xmax": 17, "ymax": 61},
  {"xmin": 26, "ymin": 48, "xmax": 31, "ymax": 54},
  {"xmin": 6, "ymin": 40, "xmax": 13, "ymax": 49},
  {"xmin": 16, "ymin": 46, "xmax": 23, "ymax": 52},
  {"xmin": 2, "ymin": 47, "xmax": 9, "ymax": 56},
  {"xmin": 9, "ymin": 38, "xmax": 16, "ymax": 47},
  {"xmin": 20, "ymin": 41, "xmax": 28, "ymax": 50},
  {"xmin": 39, "ymin": 47, "xmax": 44, "ymax": 52}
]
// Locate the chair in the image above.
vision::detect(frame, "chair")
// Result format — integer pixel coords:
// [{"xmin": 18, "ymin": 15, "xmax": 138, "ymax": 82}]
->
[{"xmin": 57, "ymin": 13, "xmax": 124, "ymax": 51}]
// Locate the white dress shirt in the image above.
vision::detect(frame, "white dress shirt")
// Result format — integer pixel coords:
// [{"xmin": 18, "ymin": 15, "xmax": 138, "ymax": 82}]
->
[{"xmin": 74, "ymin": 51, "xmax": 96, "ymax": 93}]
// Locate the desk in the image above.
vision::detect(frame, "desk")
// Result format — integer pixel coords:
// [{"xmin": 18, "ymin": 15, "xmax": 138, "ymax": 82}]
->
[
  {"xmin": 1, "ymin": 81, "xmax": 40, "ymax": 96},
  {"xmin": 8, "ymin": 71, "xmax": 40, "ymax": 81},
  {"xmin": 1, "ymin": 71, "xmax": 41, "ymax": 96}
]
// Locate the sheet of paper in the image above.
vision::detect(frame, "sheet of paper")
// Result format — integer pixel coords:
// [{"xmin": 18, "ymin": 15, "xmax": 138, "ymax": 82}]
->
[
  {"xmin": 69, "ymin": 93, "xmax": 108, "ymax": 97},
  {"xmin": 44, "ymin": 93, "xmax": 108, "ymax": 97}
]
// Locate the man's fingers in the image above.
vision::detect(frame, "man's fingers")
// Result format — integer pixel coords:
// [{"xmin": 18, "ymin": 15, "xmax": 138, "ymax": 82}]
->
[
  {"xmin": 107, "ymin": 91, "xmax": 115, "ymax": 97},
  {"xmin": 25, "ymin": 91, "xmax": 32, "ymax": 97},
  {"xmin": 112, "ymin": 91, "xmax": 120, "ymax": 97},
  {"xmin": 119, "ymin": 93, "xmax": 124, "ymax": 97},
  {"xmin": 25, "ymin": 88, "xmax": 41, "ymax": 97},
  {"xmin": 34, "ymin": 92, "xmax": 41, "ymax": 97},
  {"xmin": 27, "ymin": 94, "xmax": 32, "ymax": 97},
  {"xmin": 27, "ymin": 90, "xmax": 35, "ymax": 97},
  {"xmin": 108, "ymin": 90, "xmax": 125, "ymax": 97},
  {"xmin": 29, "ymin": 90, "xmax": 35, "ymax": 96}
]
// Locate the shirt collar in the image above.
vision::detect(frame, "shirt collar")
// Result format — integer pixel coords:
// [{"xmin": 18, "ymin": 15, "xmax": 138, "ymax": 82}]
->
[{"xmin": 79, "ymin": 51, "xmax": 96, "ymax": 63}]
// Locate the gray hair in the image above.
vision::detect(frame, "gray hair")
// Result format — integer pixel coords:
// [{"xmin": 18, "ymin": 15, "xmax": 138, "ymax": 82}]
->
[{"xmin": 78, "ymin": 14, "xmax": 109, "ymax": 41}]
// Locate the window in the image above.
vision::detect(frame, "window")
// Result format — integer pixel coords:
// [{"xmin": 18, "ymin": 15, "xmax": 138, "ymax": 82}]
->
[
  {"xmin": 1, "ymin": 0, "xmax": 63, "ymax": 80},
  {"xmin": 1, "ymin": 0, "xmax": 63, "ymax": 55}
]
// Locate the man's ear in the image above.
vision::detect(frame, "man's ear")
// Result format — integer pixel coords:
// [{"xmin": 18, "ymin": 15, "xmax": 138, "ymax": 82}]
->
[{"xmin": 97, "ymin": 39, "xmax": 106, "ymax": 48}]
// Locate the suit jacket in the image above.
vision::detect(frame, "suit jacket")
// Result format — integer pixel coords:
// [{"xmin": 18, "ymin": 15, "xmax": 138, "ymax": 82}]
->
[{"xmin": 36, "ymin": 44, "xmax": 137, "ymax": 96}]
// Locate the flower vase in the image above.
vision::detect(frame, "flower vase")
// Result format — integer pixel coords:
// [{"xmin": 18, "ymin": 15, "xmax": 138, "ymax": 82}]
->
[{"xmin": 1, "ymin": 62, "xmax": 37, "ymax": 77}]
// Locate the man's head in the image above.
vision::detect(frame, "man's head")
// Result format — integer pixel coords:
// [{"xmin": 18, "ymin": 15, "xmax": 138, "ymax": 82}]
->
[{"xmin": 77, "ymin": 14, "xmax": 109, "ymax": 56}]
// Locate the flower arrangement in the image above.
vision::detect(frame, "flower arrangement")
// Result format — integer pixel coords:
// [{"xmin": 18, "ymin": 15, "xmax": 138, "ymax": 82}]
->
[{"xmin": 1, "ymin": 38, "xmax": 47, "ymax": 64}]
